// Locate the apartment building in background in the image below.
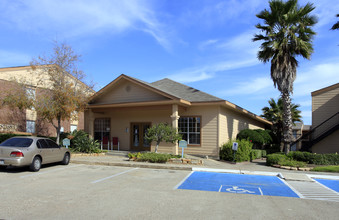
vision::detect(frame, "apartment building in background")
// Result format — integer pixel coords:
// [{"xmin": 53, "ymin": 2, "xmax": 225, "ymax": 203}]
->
[{"xmin": 0, "ymin": 66, "xmax": 90, "ymax": 137}]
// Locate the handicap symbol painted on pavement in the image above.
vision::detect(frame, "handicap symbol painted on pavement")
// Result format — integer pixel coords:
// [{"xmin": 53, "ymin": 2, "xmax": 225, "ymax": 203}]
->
[
  {"xmin": 226, "ymin": 186, "xmax": 256, "ymax": 194},
  {"xmin": 220, "ymin": 185, "xmax": 263, "ymax": 195}
]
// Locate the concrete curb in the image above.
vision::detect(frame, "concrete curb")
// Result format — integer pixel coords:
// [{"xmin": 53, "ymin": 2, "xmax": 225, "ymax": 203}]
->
[
  {"xmin": 193, "ymin": 167, "xmax": 281, "ymax": 176},
  {"xmin": 71, "ymin": 160, "xmax": 193, "ymax": 171}
]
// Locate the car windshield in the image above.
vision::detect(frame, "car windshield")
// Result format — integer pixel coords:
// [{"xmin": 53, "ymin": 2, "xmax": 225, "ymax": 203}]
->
[{"xmin": 0, "ymin": 138, "xmax": 33, "ymax": 147}]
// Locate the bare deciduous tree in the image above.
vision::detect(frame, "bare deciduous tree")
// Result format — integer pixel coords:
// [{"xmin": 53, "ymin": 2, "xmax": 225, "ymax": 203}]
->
[{"xmin": 4, "ymin": 41, "xmax": 94, "ymax": 143}]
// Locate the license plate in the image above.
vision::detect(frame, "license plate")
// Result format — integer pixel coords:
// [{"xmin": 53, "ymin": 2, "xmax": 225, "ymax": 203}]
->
[{"xmin": 0, "ymin": 160, "xmax": 4, "ymax": 165}]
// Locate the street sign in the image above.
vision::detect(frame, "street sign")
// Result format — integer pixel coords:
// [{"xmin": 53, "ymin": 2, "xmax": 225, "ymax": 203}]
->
[
  {"xmin": 179, "ymin": 140, "xmax": 187, "ymax": 148},
  {"xmin": 232, "ymin": 142, "xmax": 238, "ymax": 151},
  {"xmin": 179, "ymin": 140, "xmax": 187, "ymax": 158},
  {"xmin": 63, "ymin": 138, "xmax": 70, "ymax": 148}
]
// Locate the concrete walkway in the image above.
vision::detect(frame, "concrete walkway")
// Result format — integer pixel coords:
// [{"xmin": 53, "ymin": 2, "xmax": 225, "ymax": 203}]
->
[{"xmin": 70, "ymin": 151, "xmax": 339, "ymax": 181}]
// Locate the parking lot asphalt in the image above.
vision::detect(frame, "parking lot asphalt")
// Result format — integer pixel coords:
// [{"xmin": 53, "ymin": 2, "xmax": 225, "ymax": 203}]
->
[
  {"xmin": 71, "ymin": 151, "xmax": 339, "ymax": 180},
  {"xmin": 1, "ymin": 164, "xmax": 339, "ymax": 220}
]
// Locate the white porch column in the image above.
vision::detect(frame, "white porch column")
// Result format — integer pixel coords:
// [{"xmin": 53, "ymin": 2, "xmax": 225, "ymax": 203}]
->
[{"xmin": 171, "ymin": 104, "xmax": 180, "ymax": 155}]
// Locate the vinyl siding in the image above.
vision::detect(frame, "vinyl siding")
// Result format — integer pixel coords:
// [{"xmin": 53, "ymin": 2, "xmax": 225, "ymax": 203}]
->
[
  {"xmin": 219, "ymin": 106, "xmax": 265, "ymax": 144},
  {"xmin": 218, "ymin": 106, "xmax": 228, "ymax": 148},
  {"xmin": 92, "ymin": 79, "xmax": 169, "ymax": 105},
  {"xmin": 312, "ymin": 130, "xmax": 339, "ymax": 154},
  {"xmin": 311, "ymin": 86, "xmax": 339, "ymax": 153},
  {"xmin": 85, "ymin": 105, "xmax": 220, "ymax": 157},
  {"xmin": 178, "ymin": 106, "xmax": 219, "ymax": 157},
  {"xmin": 312, "ymin": 86, "xmax": 339, "ymax": 127}
]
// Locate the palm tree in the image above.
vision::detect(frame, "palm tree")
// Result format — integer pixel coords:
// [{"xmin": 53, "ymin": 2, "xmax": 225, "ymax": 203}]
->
[
  {"xmin": 253, "ymin": 0, "xmax": 317, "ymax": 154},
  {"xmin": 261, "ymin": 98, "xmax": 302, "ymax": 152},
  {"xmin": 331, "ymin": 14, "xmax": 339, "ymax": 30}
]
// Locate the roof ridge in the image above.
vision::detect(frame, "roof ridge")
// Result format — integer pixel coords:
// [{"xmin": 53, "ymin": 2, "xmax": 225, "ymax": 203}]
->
[{"xmin": 151, "ymin": 78, "xmax": 223, "ymax": 102}]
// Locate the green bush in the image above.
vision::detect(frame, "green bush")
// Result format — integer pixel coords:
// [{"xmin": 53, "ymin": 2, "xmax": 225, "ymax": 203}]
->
[
  {"xmin": 266, "ymin": 153, "xmax": 287, "ymax": 166},
  {"xmin": 251, "ymin": 149, "xmax": 267, "ymax": 160},
  {"xmin": 128, "ymin": 152, "xmax": 180, "ymax": 163},
  {"xmin": 311, "ymin": 166, "xmax": 339, "ymax": 172},
  {"xmin": 254, "ymin": 129, "xmax": 273, "ymax": 145},
  {"xmin": 288, "ymin": 151, "xmax": 339, "ymax": 165},
  {"xmin": 266, "ymin": 153, "xmax": 306, "ymax": 167},
  {"xmin": 138, "ymin": 152, "xmax": 171, "ymax": 163},
  {"xmin": 68, "ymin": 130, "xmax": 101, "ymax": 153},
  {"xmin": 220, "ymin": 139, "xmax": 253, "ymax": 162},
  {"xmin": 237, "ymin": 129, "xmax": 272, "ymax": 149}
]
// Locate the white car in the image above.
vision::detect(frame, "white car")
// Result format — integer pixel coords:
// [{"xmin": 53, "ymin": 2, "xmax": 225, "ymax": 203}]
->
[{"xmin": 0, "ymin": 136, "xmax": 70, "ymax": 172}]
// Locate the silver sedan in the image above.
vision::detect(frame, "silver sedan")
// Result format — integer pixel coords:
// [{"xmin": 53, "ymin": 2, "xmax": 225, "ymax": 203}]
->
[{"xmin": 0, "ymin": 136, "xmax": 70, "ymax": 172}]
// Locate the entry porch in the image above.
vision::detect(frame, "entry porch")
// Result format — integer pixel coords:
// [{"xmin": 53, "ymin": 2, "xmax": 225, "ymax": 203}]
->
[{"xmin": 85, "ymin": 103, "xmax": 182, "ymax": 154}]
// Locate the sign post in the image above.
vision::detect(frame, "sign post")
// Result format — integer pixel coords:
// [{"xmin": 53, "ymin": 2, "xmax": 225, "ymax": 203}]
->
[
  {"xmin": 179, "ymin": 140, "xmax": 187, "ymax": 158},
  {"xmin": 63, "ymin": 138, "xmax": 70, "ymax": 149},
  {"xmin": 232, "ymin": 142, "xmax": 238, "ymax": 163}
]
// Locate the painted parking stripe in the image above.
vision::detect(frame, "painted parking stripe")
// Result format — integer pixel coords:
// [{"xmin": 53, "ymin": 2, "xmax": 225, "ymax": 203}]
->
[
  {"xmin": 314, "ymin": 178, "xmax": 339, "ymax": 193},
  {"xmin": 279, "ymin": 178, "xmax": 304, "ymax": 198},
  {"xmin": 20, "ymin": 164, "xmax": 82, "ymax": 178},
  {"xmin": 177, "ymin": 171, "xmax": 299, "ymax": 198},
  {"xmin": 91, "ymin": 168, "xmax": 139, "ymax": 184},
  {"xmin": 286, "ymin": 180, "xmax": 339, "ymax": 202},
  {"xmin": 173, "ymin": 171, "xmax": 194, "ymax": 190},
  {"xmin": 306, "ymin": 174, "xmax": 339, "ymax": 180}
]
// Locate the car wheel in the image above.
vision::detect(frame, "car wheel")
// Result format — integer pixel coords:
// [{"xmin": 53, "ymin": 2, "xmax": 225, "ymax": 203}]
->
[
  {"xmin": 30, "ymin": 156, "xmax": 41, "ymax": 172},
  {"xmin": 61, "ymin": 153, "xmax": 70, "ymax": 165}
]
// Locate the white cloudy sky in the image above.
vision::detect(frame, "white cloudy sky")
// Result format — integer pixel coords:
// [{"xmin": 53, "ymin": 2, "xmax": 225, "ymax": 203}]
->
[{"xmin": 0, "ymin": 0, "xmax": 338, "ymax": 125}]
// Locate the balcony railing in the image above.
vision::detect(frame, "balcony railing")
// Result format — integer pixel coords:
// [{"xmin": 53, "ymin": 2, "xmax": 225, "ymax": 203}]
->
[{"xmin": 291, "ymin": 112, "xmax": 339, "ymax": 150}]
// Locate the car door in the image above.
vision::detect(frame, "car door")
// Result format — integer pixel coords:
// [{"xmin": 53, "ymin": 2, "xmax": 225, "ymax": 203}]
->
[
  {"xmin": 46, "ymin": 139, "xmax": 64, "ymax": 162},
  {"xmin": 36, "ymin": 139, "xmax": 53, "ymax": 164}
]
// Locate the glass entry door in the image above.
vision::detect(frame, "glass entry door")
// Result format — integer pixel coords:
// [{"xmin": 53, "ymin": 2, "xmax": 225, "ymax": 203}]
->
[
  {"xmin": 94, "ymin": 118, "xmax": 110, "ymax": 149},
  {"xmin": 130, "ymin": 123, "xmax": 151, "ymax": 151}
]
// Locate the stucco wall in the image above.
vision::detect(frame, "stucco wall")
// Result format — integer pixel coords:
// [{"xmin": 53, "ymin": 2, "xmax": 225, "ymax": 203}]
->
[{"xmin": 0, "ymin": 67, "xmax": 50, "ymax": 88}]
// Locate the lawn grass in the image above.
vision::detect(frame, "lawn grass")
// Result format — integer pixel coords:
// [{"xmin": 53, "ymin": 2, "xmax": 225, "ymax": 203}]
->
[{"xmin": 311, "ymin": 166, "xmax": 339, "ymax": 173}]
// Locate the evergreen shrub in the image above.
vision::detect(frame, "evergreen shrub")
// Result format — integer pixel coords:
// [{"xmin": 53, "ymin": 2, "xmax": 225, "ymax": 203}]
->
[{"xmin": 220, "ymin": 139, "xmax": 253, "ymax": 162}]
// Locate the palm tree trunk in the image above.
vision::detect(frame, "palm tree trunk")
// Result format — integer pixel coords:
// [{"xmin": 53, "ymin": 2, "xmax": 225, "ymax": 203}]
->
[{"xmin": 282, "ymin": 92, "xmax": 293, "ymax": 154}]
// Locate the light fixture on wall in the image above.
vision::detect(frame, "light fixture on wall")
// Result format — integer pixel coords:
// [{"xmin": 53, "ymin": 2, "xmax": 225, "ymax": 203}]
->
[{"xmin": 126, "ymin": 128, "xmax": 129, "ymax": 133}]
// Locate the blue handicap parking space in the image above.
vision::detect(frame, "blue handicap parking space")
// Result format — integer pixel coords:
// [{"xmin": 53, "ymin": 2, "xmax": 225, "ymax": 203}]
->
[
  {"xmin": 314, "ymin": 178, "xmax": 339, "ymax": 193},
  {"xmin": 177, "ymin": 171, "xmax": 299, "ymax": 198}
]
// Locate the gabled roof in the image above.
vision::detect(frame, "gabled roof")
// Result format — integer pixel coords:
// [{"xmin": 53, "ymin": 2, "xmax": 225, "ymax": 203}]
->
[
  {"xmin": 89, "ymin": 74, "xmax": 181, "ymax": 103},
  {"xmin": 89, "ymin": 74, "xmax": 272, "ymax": 125},
  {"xmin": 151, "ymin": 78, "xmax": 223, "ymax": 102}
]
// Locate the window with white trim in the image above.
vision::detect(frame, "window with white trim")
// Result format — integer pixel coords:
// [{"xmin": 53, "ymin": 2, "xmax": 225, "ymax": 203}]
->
[
  {"xmin": 25, "ymin": 87, "xmax": 36, "ymax": 110},
  {"xmin": 70, "ymin": 125, "xmax": 77, "ymax": 132},
  {"xmin": 26, "ymin": 120, "xmax": 35, "ymax": 133},
  {"xmin": 178, "ymin": 116, "xmax": 201, "ymax": 145}
]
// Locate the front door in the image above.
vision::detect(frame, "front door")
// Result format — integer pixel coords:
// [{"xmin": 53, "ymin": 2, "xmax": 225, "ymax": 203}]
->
[{"xmin": 130, "ymin": 123, "xmax": 151, "ymax": 151}]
